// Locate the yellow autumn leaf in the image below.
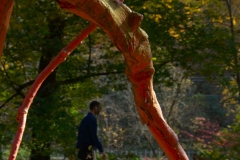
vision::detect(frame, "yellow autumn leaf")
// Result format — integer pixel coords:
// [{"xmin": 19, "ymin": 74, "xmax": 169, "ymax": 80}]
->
[
  {"xmin": 169, "ymin": 28, "xmax": 179, "ymax": 38},
  {"xmin": 165, "ymin": 4, "xmax": 172, "ymax": 9}
]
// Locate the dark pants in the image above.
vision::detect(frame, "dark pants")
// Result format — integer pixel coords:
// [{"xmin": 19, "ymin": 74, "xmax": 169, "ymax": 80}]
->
[{"xmin": 77, "ymin": 146, "xmax": 93, "ymax": 160}]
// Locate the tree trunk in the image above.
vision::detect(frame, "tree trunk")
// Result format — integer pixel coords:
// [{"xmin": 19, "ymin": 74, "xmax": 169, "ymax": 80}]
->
[
  {"xmin": 225, "ymin": 0, "xmax": 240, "ymax": 101},
  {"xmin": 0, "ymin": 0, "xmax": 13, "ymax": 59},
  {"xmin": 8, "ymin": 21, "xmax": 97, "ymax": 160},
  {"xmin": 57, "ymin": 0, "xmax": 188, "ymax": 159},
  {"xmin": 29, "ymin": 17, "xmax": 65, "ymax": 160},
  {"xmin": 0, "ymin": 145, "xmax": 3, "ymax": 160}
]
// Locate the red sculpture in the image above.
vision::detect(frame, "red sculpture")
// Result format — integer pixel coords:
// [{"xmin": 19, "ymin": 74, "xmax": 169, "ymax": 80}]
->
[{"xmin": 0, "ymin": 0, "xmax": 188, "ymax": 159}]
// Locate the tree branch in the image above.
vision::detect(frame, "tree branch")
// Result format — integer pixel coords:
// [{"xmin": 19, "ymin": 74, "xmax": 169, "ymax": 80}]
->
[
  {"xmin": 166, "ymin": 76, "xmax": 185, "ymax": 124},
  {"xmin": 0, "ymin": 80, "xmax": 34, "ymax": 109},
  {"xmin": 1, "ymin": 61, "xmax": 26, "ymax": 98},
  {"xmin": 57, "ymin": 70, "xmax": 124, "ymax": 86},
  {"xmin": 1, "ymin": 70, "xmax": 123, "ymax": 109},
  {"xmin": 1, "ymin": 61, "xmax": 20, "ymax": 87},
  {"xmin": 0, "ymin": 93, "xmax": 19, "ymax": 109}
]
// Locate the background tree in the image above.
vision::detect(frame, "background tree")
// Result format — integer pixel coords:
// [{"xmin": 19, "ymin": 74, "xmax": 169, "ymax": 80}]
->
[{"xmin": 97, "ymin": 66, "xmax": 223, "ymax": 156}]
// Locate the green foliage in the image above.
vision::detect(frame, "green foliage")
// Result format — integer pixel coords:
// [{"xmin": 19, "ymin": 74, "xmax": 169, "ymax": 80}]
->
[
  {"xmin": 128, "ymin": 0, "xmax": 238, "ymax": 89},
  {"xmin": 198, "ymin": 106, "xmax": 240, "ymax": 160},
  {"xmin": 1, "ymin": 145, "xmax": 30, "ymax": 160}
]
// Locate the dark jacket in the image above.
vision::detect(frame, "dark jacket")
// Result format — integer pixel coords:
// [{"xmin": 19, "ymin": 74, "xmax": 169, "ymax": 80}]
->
[{"xmin": 76, "ymin": 112, "xmax": 103, "ymax": 153}]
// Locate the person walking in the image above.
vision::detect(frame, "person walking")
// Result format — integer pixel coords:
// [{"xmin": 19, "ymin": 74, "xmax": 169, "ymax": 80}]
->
[{"xmin": 76, "ymin": 101, "xmax": 107, "ymax": 160}]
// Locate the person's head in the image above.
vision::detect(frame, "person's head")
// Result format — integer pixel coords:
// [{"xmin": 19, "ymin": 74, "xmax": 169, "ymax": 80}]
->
[{"xmin": 89, "ymin": 101, "xmax": 101, "ymax": 116}]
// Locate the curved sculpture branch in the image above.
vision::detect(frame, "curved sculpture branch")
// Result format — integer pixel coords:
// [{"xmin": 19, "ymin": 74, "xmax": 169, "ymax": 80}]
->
[
  {"xmin": 0, "ymin": 0, "xmax": 13, "ymax": 59},
  {"xmin": 57, "ymin": 0, "xmax": 188, "ymax": 159},
  {"xmin": 8, "ymin": 23, "xmax": 97, "ymax": 160},
  {"xmin": 0, "ymin": 0, "xmax": 189, "ymax": 159}
]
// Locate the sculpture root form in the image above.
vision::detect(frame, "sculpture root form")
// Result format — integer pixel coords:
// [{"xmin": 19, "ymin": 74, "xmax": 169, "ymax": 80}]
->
[
  {"xmin": 0, "ymin": 0, "xmax": 13, "ymax": 59},
  {"xmin": 57, "ymin": 0, "xmax": 188, "ymax": 159},
  {"xmin": 0, "ymin": 0, "xmax": 189, "ymax": 159}
]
